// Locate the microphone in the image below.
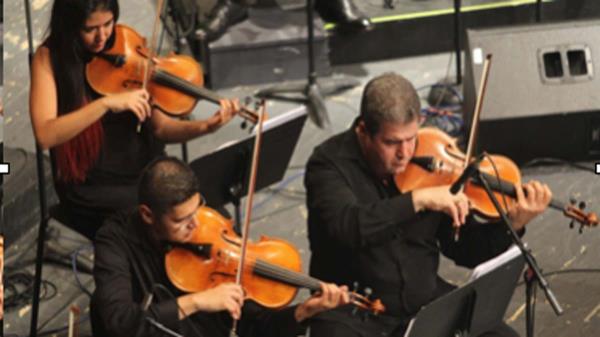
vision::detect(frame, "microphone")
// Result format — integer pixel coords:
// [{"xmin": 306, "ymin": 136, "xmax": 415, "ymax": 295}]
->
[
  {"xmin": 450, "ymin": 154, "xmax": 485, "ymax": 195},
  {"xmin": 142, "ymin": 292, "xmax": 154, "ymax": 311}
]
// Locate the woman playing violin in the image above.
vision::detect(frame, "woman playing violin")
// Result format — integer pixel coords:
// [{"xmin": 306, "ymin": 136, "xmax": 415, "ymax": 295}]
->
[
  {"xmin": 92, "ymin": 156, "xmax": 350, "ymax": 337},
  {"xmin": 29, "ymin": 0, "xmax": 239, "ymax": 240}
]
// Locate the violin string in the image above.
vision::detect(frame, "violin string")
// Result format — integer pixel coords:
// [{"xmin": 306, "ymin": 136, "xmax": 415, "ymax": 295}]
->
[
  {"xmin": 215, "ymin": 244, "xmax": 377, "ymax": 307},
  {"xmin": 157, "ymin": 70, "xmax": 256, "ymax": 123},
  {"xmin": 253, "ymin": 259, "xmax": 320, "ymax": 290},
  {"xmin": 256, "ymin": 261, "xmax": 318, "ymax": 288},
  {"xmin": 219, "ymin": 248, "xmax": 316, "ymax": 290},
  {"xmin": 253, "ymin": 261, "xmax": 376, "ymax": 310},
  {"xmin": 200, "ymin": 243, "xmax": 320, "ymax": 290},
  {"xmin": 220, "ymin": 248, "xmax": 320, "ymax": 290},
  {"xmin": 214, "ymin": 250, "xmax": 376, "ymax": 309}
]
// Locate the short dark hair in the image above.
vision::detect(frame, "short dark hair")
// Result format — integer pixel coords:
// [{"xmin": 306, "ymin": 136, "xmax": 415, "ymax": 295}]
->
[
  {"xmin": 138, "ymin": 157, "xmax": 200, "ymax": 216},
  {"xmin": 359, "ymin": 73, "xmax": 421, "ymax": 135}
]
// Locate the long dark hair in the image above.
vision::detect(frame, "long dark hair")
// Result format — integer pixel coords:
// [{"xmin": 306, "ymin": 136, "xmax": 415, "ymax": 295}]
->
[{"xmin": 45, "ymin": 0, "xmax": 119, "ymax": 183}]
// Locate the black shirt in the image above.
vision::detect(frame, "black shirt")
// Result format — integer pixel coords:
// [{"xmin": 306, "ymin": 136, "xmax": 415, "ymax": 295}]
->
[
  {"xmin": 304, "ymin": 126, "xmax": 515, "ymax": 325},
  {"xmin": 91, "ymin": 210, "xmax": 303, "ymax": 337}
]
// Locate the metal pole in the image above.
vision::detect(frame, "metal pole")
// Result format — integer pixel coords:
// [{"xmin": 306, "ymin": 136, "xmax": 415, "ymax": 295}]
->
[
  {"xmin": 307, "ymin": 0, "xmax": 316, "ymax": 86},
  {"xmin": 24, "ymin": 1, "xmax": 50, "ymax": 335},
  {"xmin": 454, "ymin": 0, "xmax": 462, "ymax": 85},
  {"xmin": 536, "ymin": 0, "xmax": 543, "ymax": 22}
]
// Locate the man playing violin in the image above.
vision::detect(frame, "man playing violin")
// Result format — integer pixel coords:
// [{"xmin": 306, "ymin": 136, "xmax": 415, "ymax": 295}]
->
[
  {"xmin": 304, "ymin": 73, "xmax": 552, "ymax": 337},
  {"xmin": 29, "ymin": 0, "xmax": 240, "ymax": 240},
  {"xmin": 92, "ymin": 156, "xmax": 350, "ymax": 337}
]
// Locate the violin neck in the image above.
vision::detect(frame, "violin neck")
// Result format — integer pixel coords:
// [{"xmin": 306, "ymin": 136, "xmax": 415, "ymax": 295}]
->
[
  {"xmin": 475, "ymin": 172, "xmax": 564, "ymax": 211},
  {"xmin": 252, "ymin": 259, "xmax": 322, "ymax": 292},
  {"xmin": 153, "ymin": 69, "xmax": 223, "ymax": 105}
]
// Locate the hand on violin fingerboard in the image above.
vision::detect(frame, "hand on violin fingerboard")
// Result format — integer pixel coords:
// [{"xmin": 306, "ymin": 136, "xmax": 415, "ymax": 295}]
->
[
  {"xmin": 294, "ymin": 283, "xmax": 350, "ymax": 322},
  {"xmin": 507, "ymin": 180, "xmax": 552, "ymax": 231},
  {"xmin": 208, "ymin": 99, "xmax": 240, "ymax": 132}
]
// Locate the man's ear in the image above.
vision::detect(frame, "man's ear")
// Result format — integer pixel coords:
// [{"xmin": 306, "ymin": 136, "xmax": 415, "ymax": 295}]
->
[
  {"xmin": 356, "ymin": 120, "xmax": 368, "ymax": 136},
  {"xmin": 139, "ymin": 204, "xmax": 154, "ymax": 225}
]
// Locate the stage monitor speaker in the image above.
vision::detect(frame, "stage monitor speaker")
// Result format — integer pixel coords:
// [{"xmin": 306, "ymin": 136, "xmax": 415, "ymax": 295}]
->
[{"xmin": 463, "ymin": 20, "xmax": 600, "ymax": 164}]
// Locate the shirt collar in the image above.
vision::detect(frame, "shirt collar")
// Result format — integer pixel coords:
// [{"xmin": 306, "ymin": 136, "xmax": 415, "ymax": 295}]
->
[
  {"xmin": 338, "ymin": 120, "xmax": 371, "ymax": 172},
  {"xmin": 129, "ymin": 211, "xmax": 164, "ymax": 251}
]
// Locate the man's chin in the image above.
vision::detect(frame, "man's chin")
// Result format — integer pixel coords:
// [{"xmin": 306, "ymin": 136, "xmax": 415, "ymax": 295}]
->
[{"xmin": 392, "ymin": 165, "xmax": 408, "ymax": 175}]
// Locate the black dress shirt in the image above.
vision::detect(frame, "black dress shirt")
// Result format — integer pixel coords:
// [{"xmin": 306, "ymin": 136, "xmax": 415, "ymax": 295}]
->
[
  {"xmin": 91, "ymin": 210, "xmax": 303, "ymax": 337},
  {"xmin": 304, "ymin": 126, "xmax": 516, "ymax": 330}
]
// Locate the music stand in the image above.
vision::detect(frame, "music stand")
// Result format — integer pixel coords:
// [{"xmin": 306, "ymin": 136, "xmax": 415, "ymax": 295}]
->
[
  {"xmin": 189, "ymin": 106, "xmax": 307, "ymax": 233},
  {"xmin": 402, "ymin": 247, "xmax": 525, "ymax": 337}
]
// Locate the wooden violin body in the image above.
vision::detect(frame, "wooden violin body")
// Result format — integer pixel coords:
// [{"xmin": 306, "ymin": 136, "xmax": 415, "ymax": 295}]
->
[
  {"xmin": 165, "ymin": 207, "xmax": 309, "ymax": 308},
  {"xmin": 86, "ymin": 24, "xmax": 258, "ymax": 123},
  {"xmin": 165, "ymin": 207, "xmax": 385, "ymax": 313},
  {"xmin": 395, "ymin": 127, "xmax": 521, "ymax": 218},
  {"xmin": 86, "ymin": 24, "xmax": 204, "ymax": 116},
  {"xmin": 395, "ymin": 127, "xmax": 598, "ymax": 228}
]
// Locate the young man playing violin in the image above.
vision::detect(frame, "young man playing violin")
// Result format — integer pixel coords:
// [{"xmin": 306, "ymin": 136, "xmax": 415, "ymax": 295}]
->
[
  {"xmin": 304, "ymin": 73, "xmax": 552, "ymax": 337},
  {"xmin": 91, "ymin": 156, "xmax": 350, "ymax": 337}
]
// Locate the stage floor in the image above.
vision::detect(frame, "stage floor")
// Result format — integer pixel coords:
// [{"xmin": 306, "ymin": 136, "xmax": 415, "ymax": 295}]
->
[{"xmin": 3, "ymin": 0, "xmax": 600, "ymax": 336}]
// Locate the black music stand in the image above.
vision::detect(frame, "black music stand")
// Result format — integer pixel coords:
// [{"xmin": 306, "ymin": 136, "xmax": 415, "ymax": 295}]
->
[
  {"xmin": 401, "ymin": 248, "xmax": 525, "ymax": 337},
  {"xmin": 189, "ymin": 106, "xmax": 307, "ymax": 233}
]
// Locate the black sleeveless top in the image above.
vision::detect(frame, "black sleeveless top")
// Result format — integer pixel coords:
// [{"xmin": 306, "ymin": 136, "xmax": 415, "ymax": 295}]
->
[
  {"xmin": 51, "ymin": 110, "xmax": 165, "ymax": 238},
  {"xmin": 43, "ymin": 39, "xmax": 166, "ymax": 239}
]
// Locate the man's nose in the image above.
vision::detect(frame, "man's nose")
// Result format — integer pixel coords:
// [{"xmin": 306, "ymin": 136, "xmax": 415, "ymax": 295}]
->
[
  {"xmin": 397, "ymin": 142, "xmax": 410, "ymax": 158},
  {"xmin": 188, "ymin": 218, "xmax": 198, "ymax": 230}
]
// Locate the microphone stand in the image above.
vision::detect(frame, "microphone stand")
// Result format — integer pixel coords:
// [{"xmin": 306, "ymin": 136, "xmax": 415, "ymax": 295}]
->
[
  {"xmin": 429, "ymin": 0, "xmax": 461, "ymax": 105},
  {"xmin": 254, "ymin": 0, "xmax": 360, "ymax": 129},
  {"xmin": 23, "ymin": 0, "xmax": 53, "ymax": 335},
  {"xmin": 471, "ymin": 164, "xmax": 563, "ymax": 337}
]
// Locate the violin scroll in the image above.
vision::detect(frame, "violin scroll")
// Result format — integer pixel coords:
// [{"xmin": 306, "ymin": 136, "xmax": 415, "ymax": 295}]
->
[
  {"xmin": 348, "ymin": 282, "xmax": 385, "ymax": 315},
  {"xmin": 565, "ymin": 199, "xmax": 598, "ymax": 233},
  {"xmin": 349, "ymin": 292, "xmax": 386, "ymax": 315}
]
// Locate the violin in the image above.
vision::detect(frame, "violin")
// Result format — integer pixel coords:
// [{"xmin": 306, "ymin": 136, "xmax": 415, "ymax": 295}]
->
[
  {"xmin": 85, "ymin": 24, "xmax": 258, "ymax": 123},
  {"xmin": 164, "ymin": 206, "xmax": 386, "ymax": 314},
  {"xmin": 395, "ymin": 127, "xmax": 599, "ymax": 230}
]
